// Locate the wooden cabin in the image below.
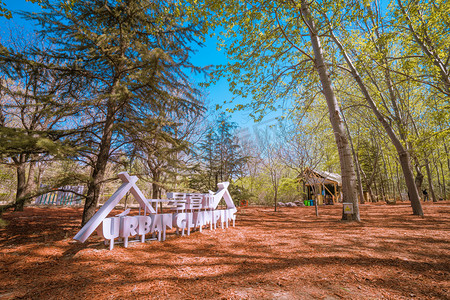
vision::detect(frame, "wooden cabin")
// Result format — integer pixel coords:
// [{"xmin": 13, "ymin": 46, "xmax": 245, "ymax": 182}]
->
[{"xmin": 301, "ymin": 168, "xmax": 342, "ymax": 205}]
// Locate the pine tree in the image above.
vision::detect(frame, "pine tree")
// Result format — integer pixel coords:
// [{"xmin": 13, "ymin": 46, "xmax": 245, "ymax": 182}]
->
[
  {"xmin": 0, "ymin": 31, "xmax": 79, "ymax": 212},
  {"xmin": 22, "ymin": 0, "xmax": 206, "ymax": 225},
  {"xmin": 191, "ymin": 112, "xmax": 247, "ymax": 192}
]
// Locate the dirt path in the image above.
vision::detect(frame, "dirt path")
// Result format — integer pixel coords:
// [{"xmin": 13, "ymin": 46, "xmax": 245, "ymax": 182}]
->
[{"xmin": 1, "ymin": 202, "xmax": 449, "ymax": 299}]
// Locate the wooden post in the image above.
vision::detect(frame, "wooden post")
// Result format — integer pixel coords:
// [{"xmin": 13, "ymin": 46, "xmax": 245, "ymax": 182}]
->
[{"xmin": 334, "ymin": 183, "xmax": 337, "ymax": 203}]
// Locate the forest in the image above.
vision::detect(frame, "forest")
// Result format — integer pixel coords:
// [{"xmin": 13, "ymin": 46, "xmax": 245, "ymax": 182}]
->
[{"xmin": 0, "ymin": 0, "xmax": 449, "ymax": 225}]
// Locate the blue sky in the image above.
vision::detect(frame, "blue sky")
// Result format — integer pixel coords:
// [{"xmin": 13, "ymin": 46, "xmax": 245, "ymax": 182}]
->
[{"xmin": 0, "ymin": 0, "xmax": 281, "ymax": 133}]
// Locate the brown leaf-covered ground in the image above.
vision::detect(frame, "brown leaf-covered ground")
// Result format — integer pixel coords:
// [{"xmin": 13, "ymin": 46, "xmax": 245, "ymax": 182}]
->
[{"xmin": 0, "ymin": 201, "xmax": 449, "ymax": 299}]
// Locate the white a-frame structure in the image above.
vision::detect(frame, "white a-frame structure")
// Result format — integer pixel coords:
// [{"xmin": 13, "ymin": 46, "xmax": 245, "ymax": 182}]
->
[
  {"xmin": 73, "ymin": 172, "xmax": 236, "ymax": 246},
  {"xmin": 74, "ymin": 172, "xmax": 156, "ymax": 243}
]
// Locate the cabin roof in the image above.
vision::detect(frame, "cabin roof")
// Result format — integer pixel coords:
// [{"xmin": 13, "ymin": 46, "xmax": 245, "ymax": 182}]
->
[{"xmin": 303, "ymin": 168, "xmax": 342, "ymax": 186}]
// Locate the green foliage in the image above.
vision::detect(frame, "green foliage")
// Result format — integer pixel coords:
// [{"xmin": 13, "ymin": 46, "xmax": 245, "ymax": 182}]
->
[
  {"xmin": 228, "ymin": 183, "xmax": 254, "ymax": 206},
  {"xmin": 392, "ymin": 0, "xmax": 450, "ymax": 96},
  {"xmin": 234, "ymin": 172, "xmax": 271, "ymax": 205},
  {"xmin": 278, "ymin": 177, "xmax": 301, "ymax": 202},
  {"xmin": 0, "ymin": 127, "xmax": 76, "ymax": 157}
]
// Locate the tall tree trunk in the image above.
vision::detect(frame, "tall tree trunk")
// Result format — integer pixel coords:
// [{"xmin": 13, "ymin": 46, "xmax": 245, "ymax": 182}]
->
[
  {"xmin": 386, "ymin": 154, "xmax": 396, "ymax": 203},
  {"xmin": 151, "ymin": 169, "xmax": 160, "ymax": 199},
  {"xmin": 434, "ymin": 158, "xmax": 442, "ymax": 198},
  {"xmin": 356, "ymin": 158, "xmax": 366, "ymax": 204},
  {"xmin": 444, "ymin": 143, "xmax": 450, "ymax": 199},
  {"xmin": 14, "ymin": 158, "xmax": 28, "ymax": 211},
  {"xmin": 413, "ymin": 158, "xmax": 424, "ymax": 196},
  {"xmin": 215, "ymin": 173, "xmax": 218, "ymax": 189},
  {"xmin": 330, "ymin": 32, "xmax": 423, "ymax": 216},
  {"xmin": 314, "ymin": 190, "xmax": 319, "ymax": 216},
  {"xmin": 373, "ymin": 179, "xmax": 379, "ymax": 202},
  {"xmin": 11, "ymin": 156, "xmax": 37, "ymax": 211},
  {"xmin": 361, "ymin": 149, "xmax": 379, "ymax": 202},
  {"xmin": 396, "ymin": 161, "xmax": 403, "ymax": 201},
  {"xmin": 342, "ymin": 110, "xmax": 365, "ymax": 204},
  {"xmin": 36, "ymin": 161, "xmax": 45, "ymax": 191},
  {"xmin": 25, "ymin": 161, "xmax": 37, "ymax": 197},
  {"xmin": 152, "ymin": 182, "xmax": 159, "ymax": 199},
  {"xmin": 439, "ymin": 160, "xmax": 446, "ymax": 200},
  {"xmin": 424, "ymin": 158, "xmax": 437, "ymax": 202},
  {"xmin": 272, "ymin": 170, "xmax": 278, "ymax": 212},
  {"xmin": 300, "ymin": 0, "xmax": 359, "ymax": 221},
  {"xmin": 81, "ymin": 104, "xmax": 115, "ymax": 226},
  {"xmin": 381, "ymin": 155, "xmax": 388, "ymax": 202},
  {"xmin": 274, "ymin": 187, "xmax": 278, "ymax": 212},
  {"xmin": 380, "ymin": 176, "xmax": 387, "ymax": 202}
]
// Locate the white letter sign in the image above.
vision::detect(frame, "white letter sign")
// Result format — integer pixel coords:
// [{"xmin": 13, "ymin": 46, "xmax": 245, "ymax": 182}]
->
[{"xmin": 74, "ymin": 172, "xmax": 237, "ymax": 250}]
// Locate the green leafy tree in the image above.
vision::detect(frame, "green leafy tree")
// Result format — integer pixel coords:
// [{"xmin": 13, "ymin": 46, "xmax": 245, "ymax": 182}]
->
[
  {"xmin": 395, "ymin": 0, "xmax": 450, "ymax": 97},
  {"xmin": 322, "ymin": 0, "xmax": 428, "ymax": 215},
  {"xmin": 278, "ymin": 177, "xmax": 302, "ymax": 203},
  {"xmin": 202, "ymin": 0, "xmax": 360, "ymax": 220}
]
